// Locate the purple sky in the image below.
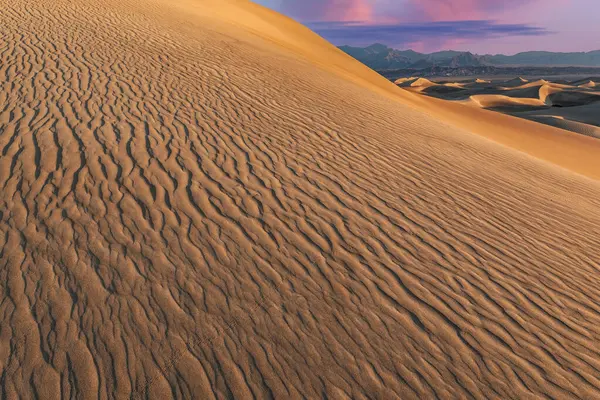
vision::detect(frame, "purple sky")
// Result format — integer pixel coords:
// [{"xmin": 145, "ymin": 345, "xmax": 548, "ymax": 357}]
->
[{"xmin": 254, "ymin": 0, "xmax": 599, "ymax": 54}]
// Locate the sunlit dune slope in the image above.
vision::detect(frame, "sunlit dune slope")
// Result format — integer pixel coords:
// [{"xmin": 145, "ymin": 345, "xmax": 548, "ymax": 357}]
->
[
  {"xmin": 2, "ymin": 0, "xmax": 600, "ymax": 399},
  {"xmin": 465, "ymin": 94, "xmax": 546, "ymax": 108}
]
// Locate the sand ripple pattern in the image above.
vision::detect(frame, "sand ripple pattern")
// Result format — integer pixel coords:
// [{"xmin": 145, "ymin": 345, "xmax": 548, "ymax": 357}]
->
[{"xmin": 1, "ymin": 0, "xmax": 600, "ymax": 398}]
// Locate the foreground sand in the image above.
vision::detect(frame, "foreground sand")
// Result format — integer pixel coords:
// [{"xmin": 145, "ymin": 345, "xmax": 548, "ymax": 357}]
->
[{"xmin": 2, "ymin": 0, "xmax": 600, "ymax": 398}]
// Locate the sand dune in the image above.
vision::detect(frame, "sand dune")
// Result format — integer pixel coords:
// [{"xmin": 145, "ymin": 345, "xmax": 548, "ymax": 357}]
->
[
  {"xmin": 507, "ymin": 79, "xmax": 572, "ymax": 90},
  {"xmin": 546, "ymin": 89, "xmax": 600, "ymax": 106},
  {"xmin": 394, "ymin": 76, "xmax": 418, "ymax": 85},
  {"xmin": 507, "ymin": 79, "xmax": 549, "ymax": 89},
  {"xmin": 399, "ymin": 75, "xmax": 600, "ymax": 141},
  {"xmin": 570, "ymin": 77, "xmax": 600, "ymax": 88},
  {"xmin": 399, "ymin": 79, "xmax": 470, "ymax": 97},
  {"xmin": 500, "ymin": 77, "xmax": 529, "ymax": 88},
  {"xmin": 465, "ymin": 94, "xmax": 546, "ymax": 109},
  {"xmin": 517, "ymin": 102, "xmax": 600, "ymax": 127},
  {"xmin": 396, "ymin": 77, "xmax": 437, "ymax": 92},
  {"xmin": 2, "ymin": 0, "xmax": 600, "ymax": 398},
  {"xmin": 527, "ymin": 115, "xmax": 600, "ymax": 138},
  {"xmin": 501, "ymin": 80, "xmax": 572, "ymax": 104},
  {"xmin": 580, "ymin": 80, "xmax": 597, "ymax": 88}
]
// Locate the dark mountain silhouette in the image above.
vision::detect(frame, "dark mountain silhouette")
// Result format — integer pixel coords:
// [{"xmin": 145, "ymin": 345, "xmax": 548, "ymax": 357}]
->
[{"xmin": 340, "ymin": 44, "xmax": 600, "ymax": 70}]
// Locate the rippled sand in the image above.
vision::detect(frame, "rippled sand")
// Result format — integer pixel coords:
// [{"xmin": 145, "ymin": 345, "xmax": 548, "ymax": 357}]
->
[{"xmin": 2, "ymin": 0, "xmax": 600, "ymax": 398}]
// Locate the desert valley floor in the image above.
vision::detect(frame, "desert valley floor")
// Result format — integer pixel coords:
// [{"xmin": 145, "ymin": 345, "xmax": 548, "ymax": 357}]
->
[{"xmin": 1, "ymin": 0, "xmax": 600, "ymax": 399}]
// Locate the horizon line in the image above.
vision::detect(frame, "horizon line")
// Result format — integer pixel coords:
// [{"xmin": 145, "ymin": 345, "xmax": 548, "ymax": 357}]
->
[{"xmin": 336, "ymin": 43, "xmax": 600, "ymax": 57}]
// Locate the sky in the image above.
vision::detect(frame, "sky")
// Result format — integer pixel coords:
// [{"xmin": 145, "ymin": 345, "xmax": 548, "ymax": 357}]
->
[{"xmin": 254, "ymin": 0, "xmax": 600, "ymax": 54}]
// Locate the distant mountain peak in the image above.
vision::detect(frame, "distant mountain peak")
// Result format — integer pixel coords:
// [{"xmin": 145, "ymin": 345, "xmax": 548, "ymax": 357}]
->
[
  {"xmin": 365, "ymin": 43, "xmax": 389, "ymax": 51},
  {"xmin": 339, "ymin": 44, "xmax": 600, "ymax": 70}
]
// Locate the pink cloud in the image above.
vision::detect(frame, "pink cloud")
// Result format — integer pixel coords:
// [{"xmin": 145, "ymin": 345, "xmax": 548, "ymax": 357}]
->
[
  {"xmin": 339, "ymin": 0, "xmax": 373, "ymax": 22},
  {"xmin": 281, "ymin": 0, "xmax": 374, "ymax": 22},
  {"xmin": 278, "ymin": 0, "xmax": 568, "ymax": 25},
  {"xmin": 400, "ymin": 0, "xmax": 542, "ymax": 22}
]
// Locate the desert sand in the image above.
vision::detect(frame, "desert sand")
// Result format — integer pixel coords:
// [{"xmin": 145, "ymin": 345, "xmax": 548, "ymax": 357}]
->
[
  {"xmin": 399, "ymin": 76, "xmax": 600, "ymax": 139},
  {"xmin": 2, "ymin": 0, "xmax": 600, "ymax": 398}
]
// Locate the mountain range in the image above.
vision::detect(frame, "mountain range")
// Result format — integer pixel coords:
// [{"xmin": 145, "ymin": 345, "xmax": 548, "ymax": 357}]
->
[{"xmin": 339, "ymin": 43, "xmax": 600, "ymax": 70}]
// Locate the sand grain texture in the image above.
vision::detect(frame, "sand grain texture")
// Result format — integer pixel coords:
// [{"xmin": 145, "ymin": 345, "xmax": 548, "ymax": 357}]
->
[{"xmin": 2, "ymin": 0, "xmax": 600, "ymax": 399}]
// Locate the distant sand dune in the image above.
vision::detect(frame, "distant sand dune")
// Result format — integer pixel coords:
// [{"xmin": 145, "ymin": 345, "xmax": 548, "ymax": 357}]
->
[
  {"xmin": 398, "ymin": 74, "xmax": 600, "ymax": 154},
  {"xmin": 570, "ymin": 77, "xmax": 600, "ymax": 88},
  {"xmin": 546, "ymin": 90, "xmax": 600, "ymax": 107},
  {"xmin": 508, "ymin": 79, "xmax": 572, "ymax": 90},
  {"xmin": 517, "ymin": 102, "xmax": 600, "ymax": 128},
  {"xmin": 499, "ymin": 77, "xmax": 529, "ymax": 88},
  {"xmin": 394, "ymin": 76, "xmax": 418, "ymax": 84},
  {"xmin": 397, "ymin": 77, "xmax": 437, "ymax": 92},
  {"xmin": 465, "ymin": 94, "xmax": 546, "ymax": 109},
  {"xmin": 2, "ymin": 0, "xmax": 600, "ymax": 399},
  {"xmin": 528, "ymin": 115, "xmax": 600, "ymax": 138}
]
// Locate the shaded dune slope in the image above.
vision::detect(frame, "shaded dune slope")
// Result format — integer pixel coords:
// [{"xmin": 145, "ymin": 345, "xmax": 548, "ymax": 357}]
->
[
  {"xmin": 2, "ymin": 0, "xmax": 600, "ymax": 399},
  {"xmin": 526, "ymin": 115, "xmax": 600, "ymax": 138}
]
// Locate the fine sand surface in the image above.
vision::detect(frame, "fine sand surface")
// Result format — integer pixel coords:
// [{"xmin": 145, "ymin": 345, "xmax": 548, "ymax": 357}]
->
[
  {"xmin": 2, "ymin": 0, "xmax": 600, "ymax": 398},
  {"xmin": 399, "ymin": 75, "xmax": 600, "ymax": 140}
]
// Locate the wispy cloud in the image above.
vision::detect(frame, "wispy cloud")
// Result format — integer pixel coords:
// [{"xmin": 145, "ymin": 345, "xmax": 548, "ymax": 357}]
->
[
  {"xmin": 308, "ymin": 20, "xmax": 553, "ymax": 51},
  {"xmin": 398, "ymin": 0, "xmax": 543, "ymax": 22},
  {"xmin": 274, "ymin": 0, "xmax": 549, "ymax": 24},
  {"xmin": 254, "ymin": 0, "xmax": 586, "ymax": 54},
  {"xmin": 279, "ymin": 0, "xmax": 373, "ymax": 22}
]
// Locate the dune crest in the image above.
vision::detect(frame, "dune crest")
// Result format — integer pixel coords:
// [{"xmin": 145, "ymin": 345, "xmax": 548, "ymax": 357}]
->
[
  {"xmin": 580, "ymin": 80, "xmax": 597, "ymax": 88},
  {"xmin": 500, "ymin": 77, "xmax": 529, "ymax": 88},
  {"xmin": 2, "ymin": 0, "xmax": 600, "ymax": 398},
  {"xmin": 465, "ymin": 94, "xmax": 545, "ymax": 108},
  {"xmin": 394, "ymin": 76, "xmax": 418, "ymax": 84}
]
